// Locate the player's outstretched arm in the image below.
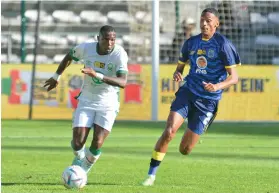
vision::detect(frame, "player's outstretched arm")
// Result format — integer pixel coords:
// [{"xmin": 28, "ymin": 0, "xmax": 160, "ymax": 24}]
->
[
  {"xmin": 203, "ymin": 67, "xmax": 238, "ymax": 92},
  {"xmin": 81, "ymin": 67, "xmax": 127, "ymax": 89},
  {"xmin": 44, "ymin": 53, "xmax": 73, "ymax": 91}
]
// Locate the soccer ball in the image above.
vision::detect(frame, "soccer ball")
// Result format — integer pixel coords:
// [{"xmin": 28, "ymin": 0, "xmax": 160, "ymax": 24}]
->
[{"xmin": 62, "ymin": 165, "xmax": 87, "ymax": 189}]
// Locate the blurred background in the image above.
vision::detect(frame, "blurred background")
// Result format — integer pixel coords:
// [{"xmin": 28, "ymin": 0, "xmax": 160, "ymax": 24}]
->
[
  {"xmin": 1, "ymin": 0, "xmax": 279, "ymax": 121},
  {"xmin": 2, "ymin": 0, "xmax": 279, "ymax": 65},
  {"xmin": 2, "ymin": 2, "xmax": 279, "ymax": 192}
]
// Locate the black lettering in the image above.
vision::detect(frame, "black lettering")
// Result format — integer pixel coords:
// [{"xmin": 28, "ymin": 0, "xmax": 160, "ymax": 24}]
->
[
  {"xmin": 255, "ymin": 79, "xmax": 263, "ymax": 92},
  {"xmin": 233, "ymin": 83, "xmax": 238, "ymax": 92},
  {"xmin": 161, "ymin": 78, "xmax": 170, "ymax": 92},
  {"xmin": 241, "ymin": 78, "xmax": 248, "ymax": 92},
  {"xmin": 161, "ymin": 96, "xmax": 167, "ymax": 104},
  {"xmin": 161, "ymin": 96, "xmax": 176, "ymax": 104},
  {"xmin": 223, "ymin": 87, "xmax": 229, "ymax": 92},
  {"xmin": 172, "ymin": 80, "xmax": 176, "ymax": 92}
]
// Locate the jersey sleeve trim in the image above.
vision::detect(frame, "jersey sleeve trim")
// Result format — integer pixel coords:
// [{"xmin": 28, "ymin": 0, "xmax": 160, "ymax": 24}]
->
[
  {"xmin": 225, "ymin": 63, "xmax": 241, "ymax": 68},
  {"xmin": 178, "ymin": 60, "xmax": 186, "ymax": 64},
  {"xmin": 116, "ymin": 70, "xmax": 128, "ymax": 74},
  {"xmin": 69, "ymin": 49, "xmax": 80, "ymax": 61}
]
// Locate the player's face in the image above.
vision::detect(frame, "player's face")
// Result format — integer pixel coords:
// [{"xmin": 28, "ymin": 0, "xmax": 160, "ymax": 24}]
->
[
  {"xmin": 98, "ymin": 31, "xmax": 116, "ymax": 54},
  {"xmin": 200, "ymin": 12, "xmax": 219, "ymax": 38}
]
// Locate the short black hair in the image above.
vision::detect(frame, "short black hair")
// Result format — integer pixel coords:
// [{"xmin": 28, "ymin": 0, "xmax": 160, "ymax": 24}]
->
[
  {"xmin": 99, "ymin": 25, "xmax": 115, "ymax": 36},
  {"xmin": 201, "ymin": 8, "xmax": 219, "ymax": 19}
]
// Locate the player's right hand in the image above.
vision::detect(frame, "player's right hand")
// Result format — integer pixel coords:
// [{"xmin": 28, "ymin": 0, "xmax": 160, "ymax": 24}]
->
[
  {"xmin": 173, "ymin": 71, "xmax": 183, "ymax": 82},
  {"xmin": 44, "ymin": 77, "xmax": 58, "ymax": 92}
]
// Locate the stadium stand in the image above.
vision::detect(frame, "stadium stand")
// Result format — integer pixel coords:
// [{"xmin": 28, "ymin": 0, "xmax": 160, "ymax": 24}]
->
[{"xmin": 1, "ymin": 0, "xmax": 278, "ymax": 65}]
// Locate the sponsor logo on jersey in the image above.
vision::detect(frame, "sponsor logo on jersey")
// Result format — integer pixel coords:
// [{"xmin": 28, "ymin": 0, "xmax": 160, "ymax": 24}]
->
[
  {"xmin": 107, "ymin": 63, "xmax": 113, "ymax": 71},
  {"xmin": 197, "ymin": 49, "xmax": 206, "ymax": 55},
  {"xmin": 196, "ymin": 56, "xmax": 207, "ymax": 74},
  {"xmin": 207, "ymin": 49, "xmax": 215, "ymax": 58},
  {"xmin": 94, "ymin": 61, "xmax": 105, "ymax": 69}
]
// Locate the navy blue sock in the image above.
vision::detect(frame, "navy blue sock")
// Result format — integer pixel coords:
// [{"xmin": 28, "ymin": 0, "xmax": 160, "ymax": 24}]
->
[{"xmin": 148, "ymin": 158, "xmax": 161, "ymax": 175}]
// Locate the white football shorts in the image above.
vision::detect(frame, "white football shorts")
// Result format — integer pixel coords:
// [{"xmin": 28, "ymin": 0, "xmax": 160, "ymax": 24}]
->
[{"xmin": 72, "ymin": 101, "xmax": 118, "ymax": 132}]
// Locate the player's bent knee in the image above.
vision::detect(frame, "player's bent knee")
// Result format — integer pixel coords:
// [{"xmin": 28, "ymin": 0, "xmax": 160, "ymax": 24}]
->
[
  {"xmin": 162, "ymin": 128, "xmax": 176, "ymax": 142},
  {"xmin": 72, "ymin": 140, "xmax": 84, "ymax": 151},
  {"xmin": 179, "ymin": 146, "xmax": 192, "ymax": 155}
]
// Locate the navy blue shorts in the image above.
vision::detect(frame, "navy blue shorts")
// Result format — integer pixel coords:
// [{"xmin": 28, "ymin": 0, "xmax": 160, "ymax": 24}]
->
[{"xmin": 170, "ymin": 87, "xmax": 218, "ymax": 135}]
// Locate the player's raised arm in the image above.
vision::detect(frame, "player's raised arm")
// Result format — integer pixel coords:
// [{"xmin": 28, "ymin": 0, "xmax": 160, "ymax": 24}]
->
[
  {"xmin": 44, "ymin": 43, "xmax": 85, "ymax": 92},
  {"xmin": 43, "ymin": 53, "xmax": 73, "ymax": 92}
]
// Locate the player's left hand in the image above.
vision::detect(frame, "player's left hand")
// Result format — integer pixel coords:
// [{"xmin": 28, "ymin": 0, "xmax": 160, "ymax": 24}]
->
[
  {"xmin": 202, "ymin": 81, "xmax": 219, "ymax": 92},
  {"xmin": 81, "ymin": 67, "xmax": 96, "ymax": 78}
]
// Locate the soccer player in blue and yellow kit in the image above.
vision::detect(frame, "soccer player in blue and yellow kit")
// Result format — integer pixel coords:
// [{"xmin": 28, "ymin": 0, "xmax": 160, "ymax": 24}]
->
[{"xmin": 142, "ymin": 8, "xmax": 240, "ymax": 186}]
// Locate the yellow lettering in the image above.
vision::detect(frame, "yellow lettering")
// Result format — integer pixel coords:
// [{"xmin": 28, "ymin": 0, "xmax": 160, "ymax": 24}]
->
[{"xmin": 197, "ymin": 49, "xmax": 206, "ymax": 55}]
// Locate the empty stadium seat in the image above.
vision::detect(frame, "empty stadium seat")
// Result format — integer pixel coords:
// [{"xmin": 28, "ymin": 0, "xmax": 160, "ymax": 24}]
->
[
  {"xmin": 2, "ymin": 15, "xmax": 21, "ymax": 26},
  {"xmin": 53, "ymin": 54, "xmax": 65, "ymax": 63},
  {"xmin": 160, "ymin": 33, "xmax": 173, "ymax": 45},
  {"xmin": 272, "ymin": 57, "xmax": 279, "ymax": 65},
  {"xmin": 2, "ymin": 54, "xmax": 21, "ymax": 63},
  {"xmin": 250, "ymin": 12, "xmax": 268, "ymax": 23},
  {"xmin": 135, "ymin": 11, "xmax": 152, "ymax": 23},
  {"xmin": 268, "ymin": 12, "xmax": 279, "ymax": 24},
  {"xmin": 66, "ymin": 35, "xmax": 89, "ymax": 44},
  {"xmin": 39, "ymin": 35, "xmax": 68, "ymax": 45},
  {"xmin": 52, "ymin": 10, "xmax": 80, "ymax": 23},
  {"xmin": 1, "ymin": 35, "xmax": 8, "ymax": 46},
  {"xmin": 11, "ymin": 34, "xmax": 35, "ymax": 44},
  {"xmin": 122, "ymin": 34, "xmax": 145, "ymax": 45},
  {"xmin": 107, "ymin": 11, "xmax": 129, "ymax": 23},
  {"xmin": 1, "ymin": 15, "xmax": 8, "ymax": 26},
  {"xmin": 1, "ymin": 54, "xmax": 7, "ymax": 63},
  {"xmin": 255, "ymin": 35, "xmax": 279, "ymax": 46},
  {"xmin": 80, "ymin": 10, "xmax": 108, "ymax": 24},
  {"xmin": 25, "ymin": 10, "xmax": 53, "ymax": 23}
]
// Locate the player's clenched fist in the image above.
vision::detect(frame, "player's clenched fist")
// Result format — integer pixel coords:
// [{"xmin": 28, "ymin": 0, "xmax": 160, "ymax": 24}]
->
[
  {"xmin": 44, "ymin": 77, "xmax": 58, "ymax": 92},
  {"xmin": 173, "ymin": 71, "xmax": 183, "ymax": 82},
  {"xmin": 202, "ymin": 81, "xmax": 219, "ymax": 92}
]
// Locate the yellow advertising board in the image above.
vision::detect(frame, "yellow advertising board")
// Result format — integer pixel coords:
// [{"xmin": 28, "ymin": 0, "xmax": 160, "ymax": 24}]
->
[
  {"xmin": 2, "ymin": 64, "xmax": 279, "ymax": 121},
  {"xmin": 156, "ymin": 65, "xmax": 279, "ymax": 121}
]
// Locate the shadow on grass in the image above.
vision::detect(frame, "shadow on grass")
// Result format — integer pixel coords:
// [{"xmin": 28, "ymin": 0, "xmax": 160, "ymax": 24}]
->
[
  {"xmin": 2, "ymin": 120, "xmax": 279, "ymax": 136},
  {"xmin": 2, "ymin": 146, "xmax": 279, "ymax": 161},
  {"xmin": 114, "ymin": 121, "xmax": 279, "ymax": 137},
  {"xmin": 1, "ymin": 182, "xmax": 117, "ymax": 186}
]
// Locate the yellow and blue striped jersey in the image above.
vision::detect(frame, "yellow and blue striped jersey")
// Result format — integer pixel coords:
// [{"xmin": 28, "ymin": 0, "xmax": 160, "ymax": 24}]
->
[{"xmin": 178, "ymin": 32, "xmax": 241, "ymax": 100}]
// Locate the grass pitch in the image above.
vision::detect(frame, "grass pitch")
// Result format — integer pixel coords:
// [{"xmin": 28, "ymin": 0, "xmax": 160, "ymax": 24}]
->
[{"xmin": 1, "ymin": 120, "xmax": 279, "ymax": 193}]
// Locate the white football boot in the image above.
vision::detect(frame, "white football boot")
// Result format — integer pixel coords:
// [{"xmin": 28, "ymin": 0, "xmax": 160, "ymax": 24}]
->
[{"xmin": 142, "ymin": 175, "xmax": 156, "ymax": 186}]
